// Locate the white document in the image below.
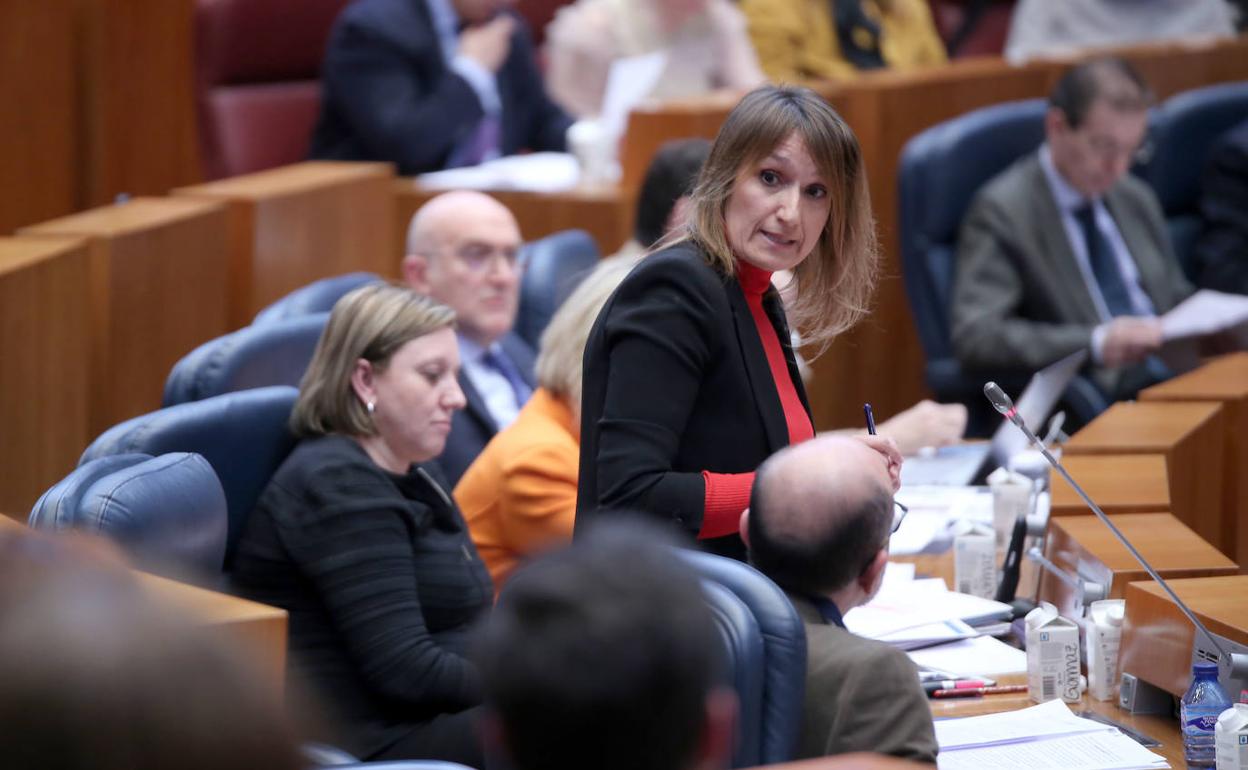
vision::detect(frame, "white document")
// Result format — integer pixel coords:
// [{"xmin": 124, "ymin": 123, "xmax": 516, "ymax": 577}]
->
[
  {"xmin": 880, "ymin": 561, "xmax": 917, "ymax": 589},
  {"xmin": 416, "ymin": 152, "xmax": 581, "ymax": 192},
  {"xmin": 936, "ymin": 700, "xmax": 1169, "ymax": 770},
  {"xmin": 907, "ymin": 635, "xmax": 1028, "ymax": 677},
  {"xmin": 599, "ymin": 51, "xmax": 669, "ymax": 140},
  {"xmin": 878, "ymin": 618, "xmax": 981, "ymax": 650},
  {"xmin": 1160, "ymin": 289, "xmax": 1248, "ymax": 341},
  {"xmin": 845, "ymin": 581, "xmax": 1011, "ymax": 638}
]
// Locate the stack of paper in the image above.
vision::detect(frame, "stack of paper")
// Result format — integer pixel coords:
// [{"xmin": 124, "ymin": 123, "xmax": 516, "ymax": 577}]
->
[
  {"xmin": 908, "ymin": 635, "xmax": 1028, "ymax": 677},
  {"xmin": 936, "ymin": 700, "xmax": 1169, "ymax": 769},
  {"xmin": 844, "ymin": 578, "xmax": 1012, "ymax": 639},
  {"xmin": 416, "ymin": 152, "xmax": 581, "ymax": 192}
]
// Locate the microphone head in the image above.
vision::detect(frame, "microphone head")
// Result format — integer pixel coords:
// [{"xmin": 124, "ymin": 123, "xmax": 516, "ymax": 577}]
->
[{"xmin": 983, "ymin": 381, "xmax": 1016, "ymax": 417}]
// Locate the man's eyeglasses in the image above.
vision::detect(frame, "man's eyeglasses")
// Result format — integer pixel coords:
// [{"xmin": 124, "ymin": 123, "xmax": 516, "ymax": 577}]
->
[
  {"xmin": 453, "ymin": 243, "xmax": 525, "ymax": 273},
  {"xmin": 1082, "ymin": 131, "xmax": 1153, "ymax": 166},
  {"xmin": 890, "ymin": 500, "xmax": 909, "ymax": 534}
]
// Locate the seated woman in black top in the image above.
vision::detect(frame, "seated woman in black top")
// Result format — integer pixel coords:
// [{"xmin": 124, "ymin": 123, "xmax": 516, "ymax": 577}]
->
[
  {"xmin": 232, "ymin": 284, "xmax": 491, "ymax": 766},
  {"xmin": 576, "ymin": 85, "xmax": 902, "ymax": 560}
]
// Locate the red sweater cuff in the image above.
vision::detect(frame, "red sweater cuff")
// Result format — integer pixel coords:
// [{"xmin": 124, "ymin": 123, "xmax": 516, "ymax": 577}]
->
[{"xmin": 699, "ymin": 471, "xmax": 754, "ymax": 539}]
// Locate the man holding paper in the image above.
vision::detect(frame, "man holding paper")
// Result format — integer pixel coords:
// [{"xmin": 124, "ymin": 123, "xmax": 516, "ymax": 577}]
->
[
  {"xmin": 743, "ymin": 436, "xmax": 938, "ymax": 764},
  {"xmin": 951, "ymin": 57, "xmax": 1193, "ymax": 404}
]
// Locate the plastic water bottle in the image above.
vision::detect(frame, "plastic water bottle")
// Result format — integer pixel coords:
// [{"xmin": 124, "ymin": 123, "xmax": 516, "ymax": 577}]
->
[{"xmin": 1182, "ymin": 661, "xmax": 1232, "ymax": 768}]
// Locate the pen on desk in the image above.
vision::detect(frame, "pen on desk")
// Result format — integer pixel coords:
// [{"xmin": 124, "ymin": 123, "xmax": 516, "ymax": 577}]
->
[
  {"xmin": 923, "ymin": 679, "xmax": 994, "ymax": 695},
  {"xmin": 931, "ymin": 684, "xmax": 1028, "ymax": 699},
  {"xmin": 864, "ymin": 403, "xmax": 877, "ymax": 435}
]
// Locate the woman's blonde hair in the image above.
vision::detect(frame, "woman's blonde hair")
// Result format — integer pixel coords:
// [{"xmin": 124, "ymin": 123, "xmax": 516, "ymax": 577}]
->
[
  {"xmin": 291, "ymin": 283, "xmax": 456, "ymax": 438},
  {"xmin": 535, "ymin": 255, "xmax": 639, "ymax": 416},
  {"xmin": 680, "ymin": 84, "xmax": 879, "ymax": 355}
]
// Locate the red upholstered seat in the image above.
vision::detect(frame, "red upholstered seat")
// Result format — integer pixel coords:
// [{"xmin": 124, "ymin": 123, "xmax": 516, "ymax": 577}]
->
[
  {"xmin": 927, "ymin": 0, "xmax": 1016, "ymax": 59},
  {"xmin": 195, "ymin": 0, "xmax": 351, "ymax": 179}
]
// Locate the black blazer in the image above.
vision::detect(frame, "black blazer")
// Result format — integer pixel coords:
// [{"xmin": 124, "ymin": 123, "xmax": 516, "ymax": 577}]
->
[
  {"xmin": 575, "ymin": 243, "xmax": 811, "ymax": 560},
  {"xmin": 438, "ymin": 331, "xmax": 537, "ymax": 486},
  {"xmin": 309, "ymin": 0, "xmax": 572, "ymax": 174}
]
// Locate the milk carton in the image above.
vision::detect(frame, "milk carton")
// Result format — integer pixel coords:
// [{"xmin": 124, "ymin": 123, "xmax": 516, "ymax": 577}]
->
[
  {"xmin": 1086, "ymin": 599, "xmax": 1125, "ymax": 701},
  {"xmin": 988, "ymin": 467, "xmax": 1032, "ymax": 548},
  {"xmin": 954, "ymin": 524, "xmax": 997, "ymax": 599},
  {"xmin": 1025, "ymin": 601, "xmax": 1082, "ymax": 704},
  {"xmin": 1216, "ymin": 703, "xmax": 1248, "ymax": 770}
]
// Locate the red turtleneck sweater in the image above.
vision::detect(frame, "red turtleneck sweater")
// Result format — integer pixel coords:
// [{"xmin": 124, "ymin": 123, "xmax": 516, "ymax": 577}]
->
[{"xmin": 699, "ymin": 261, "xmax": 815, "ymax": 539}]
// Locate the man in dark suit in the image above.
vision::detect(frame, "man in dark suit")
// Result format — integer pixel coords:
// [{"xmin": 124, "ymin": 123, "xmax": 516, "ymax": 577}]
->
[
  {"xmin": 310, "ymin": 0, "xmax": 573, "ymax": 174},
  {"xmin": 951, "ymin": 57, "xmax": 1192, "ymax": 402},
  {"xmin": 742, "ymin": 436, "xmax": 938, "ymax": 764},
  {"xmin": 404, "ymin": 191, "xmax": 535, "ymax": 484},
  {"xmin": 1193, "ymin": 118, "xmax": 1248, "ymax": 295}
]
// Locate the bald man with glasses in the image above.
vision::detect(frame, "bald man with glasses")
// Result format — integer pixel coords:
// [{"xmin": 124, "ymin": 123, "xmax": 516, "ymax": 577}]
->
[
  {"xmin": 404, "ymin": 191, "xmax": 535, "ymax": 484},
  {"xmin": 741, "ymin": 435, "xmax": 937, "ymax": 764},
  {"xmin": 951, "ymin": 57, "xmax": 1193, "ymax": 409}
]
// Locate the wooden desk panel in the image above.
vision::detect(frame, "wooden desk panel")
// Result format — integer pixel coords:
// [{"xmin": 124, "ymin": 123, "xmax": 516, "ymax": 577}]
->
[
  {"xmin": 1050, "ymin": 454, "xmax": 1170, "ymax": 517},
  {"xmin": 394, "ymin": 181, "xmax": 635, "ymax": 262},
  {"xmin": 1064, "ymin": 401, "xmax": 1227, "ymax": 556},
  {"xmin": 77, "ymin": 0, "xmax": 201, "ymax": 206},
  {"xmin": 1039, "ymin": 512, "xmax": 1238, "ymax": 619},
  {"xmin": 1141, "ymin": 352, "xmax": 1248, "ymax": 570},
  {"xmin": 137, "ymin": 572, "xmax": 288, "ymax": 694},
  {"xmin": 20, "ymin": 198, "xmax": 230, "ymax": 436},
  {"xmin": 1120, "ymin": 575, "xmax": 1248, "ymax": 699},
  {"xmin": 0, "ymin": 0, "xmax": 77, "ymax": 234},
  {"xmin": 0, "ymin": 238, "xmax": 91, "ymax": 516},
  {"xmin": 176, "ymin": 162, "xmax": 395, "ymax": 327},
  {"xmin": 620, "ymin": 93, "xmax": 739, "ymax": 191}
]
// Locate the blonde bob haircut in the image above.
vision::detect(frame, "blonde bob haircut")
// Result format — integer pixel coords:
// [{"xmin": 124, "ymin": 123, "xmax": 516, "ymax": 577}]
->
[
  {"xmin": 534, "ymin": 255, "xmax": 639, "ymax": 416},
  {"xmin": 681, "ymin": 85, "xmax": 879, "ymax": 355},
  {"xmin": 291, "ymin": 283, "xmax": 456, "ymax": 438}
]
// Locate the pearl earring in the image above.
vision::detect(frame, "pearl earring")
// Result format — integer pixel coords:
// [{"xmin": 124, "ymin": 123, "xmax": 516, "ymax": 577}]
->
[{"xmin": 367, "ymin": 401, "xmax": 375, "ymax": 415}]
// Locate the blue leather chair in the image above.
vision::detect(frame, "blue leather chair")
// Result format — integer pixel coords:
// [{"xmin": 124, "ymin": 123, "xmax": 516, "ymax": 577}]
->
[
  {"xmin": 80, "ymin": 386, "xmax": 299, "ymax": 568},
  {"xmin": 1141, "ymin": 80, "xmax": 1248, "ymax": 278},
  {"xmin": 29, "ymin": 452, "xmax": 227, "ymax": 583},
  {"xmin": 163, "ymin": 313, "xmax": 328, "ymax": 406},
  {"xmin": 325, "ymin": 764, "xmax": 476, "ymax": 769},
  {"xmin": 253, "ymin": 272, "xmax": 382, "ymax": 324},
  {"xmin": 674, "ymin": 548, "xmax": 806, "ymax": 767},
  {"xmin": 701, "ymin": 580, "xmax": 766, "ymax": 768},
  {"xmin": 515, "ymin": 229, "xmax": 601, "ymax": 350},
  {"xmin": 898, "ymin": 98, "xmax": 1110, "ymax": 435}
]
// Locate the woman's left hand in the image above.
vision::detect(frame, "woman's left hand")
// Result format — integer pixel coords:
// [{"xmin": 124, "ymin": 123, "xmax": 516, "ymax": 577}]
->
[{"xmin": 852, "ymin": 434, "xmax": 903, "ymax": 492}]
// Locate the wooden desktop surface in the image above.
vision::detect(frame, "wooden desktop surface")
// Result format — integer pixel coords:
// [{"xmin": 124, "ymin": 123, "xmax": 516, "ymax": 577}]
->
[
  {"xmin": 19, "ymin": 197, "xmax": 231, "ymax": 436},
  {"xmin": 1065, "ymin": 400, "xmax": 1228, "ymax": 557},
  {"xmin": 1141, "ymin": 352, "xmax": 1248, "ymax": 570},
  {"xmin": 0, "ymin": 237, "xmax": 92, "ymax": 516},
  {"xmin": 176, "ymin": 161, "xmax": 396, "ymax": 327}
]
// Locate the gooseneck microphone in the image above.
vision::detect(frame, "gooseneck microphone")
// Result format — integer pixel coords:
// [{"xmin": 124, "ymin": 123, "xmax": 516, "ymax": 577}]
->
[{"xmin": 982, "ymin": 381, "xmax": 1248, "ymax": 682}]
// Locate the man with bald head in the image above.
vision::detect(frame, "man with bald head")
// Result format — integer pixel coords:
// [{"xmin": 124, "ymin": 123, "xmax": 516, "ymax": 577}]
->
[
  {"xmin": 743, "ymin": 437, "xmax": 937, "ymax": 764},
  {"xmin": 403, "ymin": 191, "xmax": 535, "ymax": 483}
]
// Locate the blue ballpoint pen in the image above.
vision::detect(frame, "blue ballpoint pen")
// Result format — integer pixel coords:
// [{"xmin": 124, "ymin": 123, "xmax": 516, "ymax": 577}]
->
[{"xmin": 863, "ymin": 403, "xmax": 877, "ymax": 435}]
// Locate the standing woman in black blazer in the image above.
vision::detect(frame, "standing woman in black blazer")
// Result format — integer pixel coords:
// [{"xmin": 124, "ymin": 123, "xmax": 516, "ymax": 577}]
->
[
  {"xmin": 576, "ymin": 85, "xmax": 901, "ymax": 559},
  {"xmin": 232, "ymin": 284, "xmax": 492, "ymax": 766}
]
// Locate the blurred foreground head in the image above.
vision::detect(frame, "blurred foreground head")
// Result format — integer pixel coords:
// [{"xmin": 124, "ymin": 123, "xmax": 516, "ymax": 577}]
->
[
  {"xmin": 0, "ymin": 527, "xmax": 303, "ymax": 770},
  {"xmin": 476, "ymin": 520, "xmax": 734, "ymax": 770}
]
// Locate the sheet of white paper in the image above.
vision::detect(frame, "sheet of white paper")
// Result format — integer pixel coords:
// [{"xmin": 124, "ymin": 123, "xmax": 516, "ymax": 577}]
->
[
  {"xmin": 879, "ymin": 618, "xmax": 979, "ymax": 650},
  {"xmin": 935, "ymin": 699, "xmax": 1099, "ymax": 750},
  {"xmin": 599, "ymin": 51, "xmax": 669, "ymax": 140},
  {"xmin": 880, "ymin": 561, "xmax": 916, "ymax": 588},
  {"xmin": 907, "ymin": 635, "xmax": 1028, "ymax": 677},
  {"xmin": 1161, "ymin": 289, "xmax": 1248, "ymax": 340},
  {"xmin": 937, "ymin": 731, "xmax": 1168, "ymax": 770},
  {"xmin": 845, "ymin": 584, "xmax": 1011, "ymax": 638},
  {"xmin": 416, "ymin": 152, "xmax": 580, "ymax": 192}
]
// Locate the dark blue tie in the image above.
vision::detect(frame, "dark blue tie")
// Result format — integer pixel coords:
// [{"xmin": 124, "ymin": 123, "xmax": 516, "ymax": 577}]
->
[
  {"xmin": 1074, "ymin": 204, "xmax": 1134, "ymax": 317},
  {"xmin": 483, "ymin": 348, "xmax": 532, "ymax": 407}
]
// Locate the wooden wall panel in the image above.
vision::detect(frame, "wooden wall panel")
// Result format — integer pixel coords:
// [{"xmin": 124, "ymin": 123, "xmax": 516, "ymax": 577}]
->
[
  {"xmin": 21, "ymin": 199, "xmax": 230, "ymax": 436},
  {"xmin": 0, "ymin": 0, "xmax": 78, "ymax": 234},
  {"xmin": 175, "ymin": 162, "xmax": 396, "ymax": 327},
  {"xmin": 77, "ymin": 0, "xmax": 202, "ymax": 206},
  {"xmin": 0, "ymin": 238, "xmax": 92, "ymax": 517}
]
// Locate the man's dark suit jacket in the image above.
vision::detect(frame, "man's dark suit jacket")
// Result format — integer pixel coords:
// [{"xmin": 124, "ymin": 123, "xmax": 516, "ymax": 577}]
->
[
  {"xmin": 310, "ymin": 0, "xmax": 572, "ymax": 174},
  {"xmin": 1194, "ymin": 119, "xmax": 1248, "ymax": 295},
  {"xmin": 575, "ymin": 243, "xmax": 810, "ymax": 561},
  {"xmin": 438, "ymin": 331, "xmax": 536, "ymax": 486},
  {"xmin": 951, "ymin": 152, "xmax": 1192, "ymax": 401}
]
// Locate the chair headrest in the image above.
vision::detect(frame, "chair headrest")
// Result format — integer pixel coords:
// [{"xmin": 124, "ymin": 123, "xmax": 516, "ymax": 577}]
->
[
  {"xmin": 81, "ymin": 386, "xmax": 299, "ymax": 567},
  {"xmin": 252, "ymin": 272, "xmax": 382, "ymax": 325},
  {"xmin": 163, "ymin": 313, "xmax": 328, "ymax": 406},
  {"xmin": 30, "ymin": 453, "xmax": 227, "ymax": 580},
  {"xmin": 516, "ymin": 230, "xmax": 601, "ymax": 349},
  {"xmin": 1146, "ymin": 81, "xmax": 1248, "ymax": 213}
]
